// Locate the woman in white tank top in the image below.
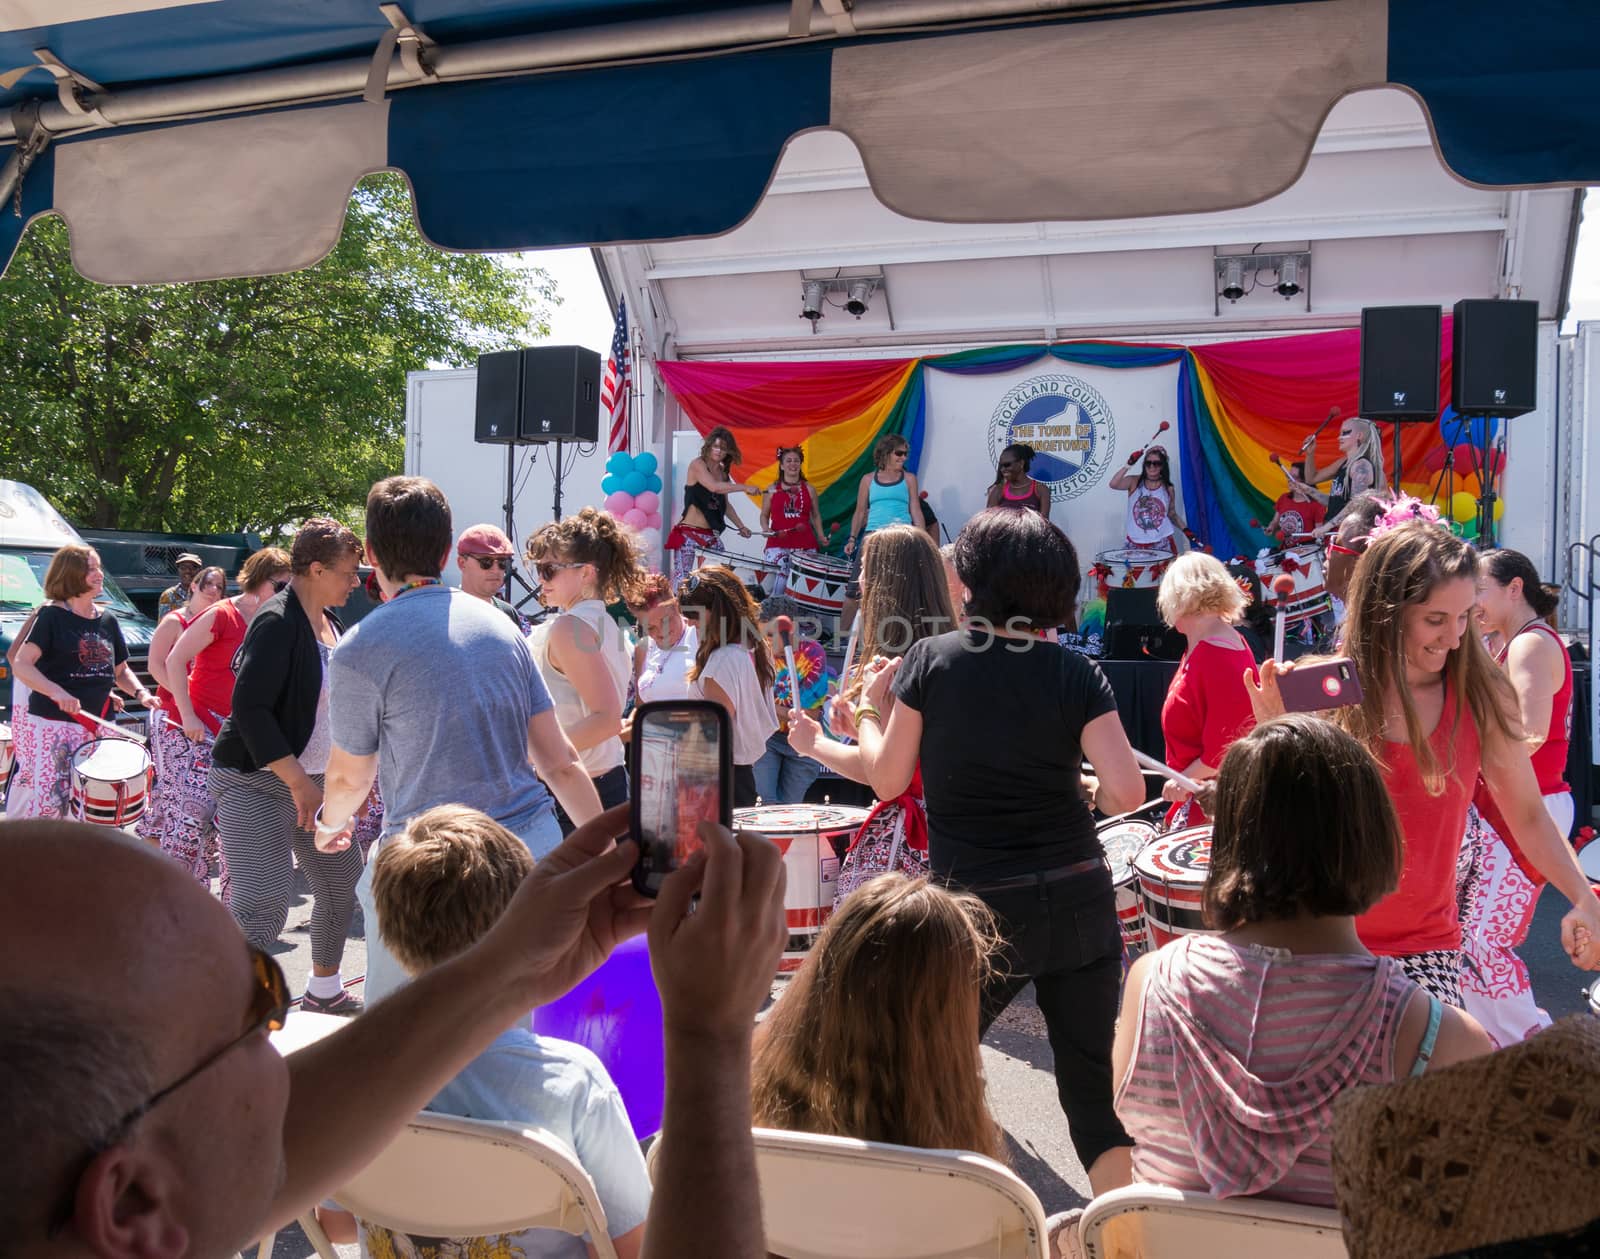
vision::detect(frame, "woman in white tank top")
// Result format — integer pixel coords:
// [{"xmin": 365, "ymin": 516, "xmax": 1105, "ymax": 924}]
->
[{"xmin": 527, "ymin": 508, "xmax": 649, "ymax": 832}]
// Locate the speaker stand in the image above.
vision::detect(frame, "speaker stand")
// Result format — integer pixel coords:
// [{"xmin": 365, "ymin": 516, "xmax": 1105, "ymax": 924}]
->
[
  {"xmin": 501, "ymin": 443, "xmax": 540, "ymax": 612},
  {"xmin": 1391, "ymin": 423, "xmax": 1403, "ymax": 493},
  {"xmin": 1475, "ymin": 424, "xmax": 1500, "ymax": 549},
  {"xmin": 1425, "ymin": 444, "xmax": 1457, "ymax": 515},
  {"xmin": 551, "ymin": 438, "xmax": 566, "ymax": 522}
]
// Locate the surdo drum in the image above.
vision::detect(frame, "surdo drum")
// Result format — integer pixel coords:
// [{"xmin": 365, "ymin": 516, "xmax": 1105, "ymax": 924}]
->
[
  {"xmin": 1098, "ymin": 819, "xmax": 1157, "ymax": 953},
  {"xmin": 70, "ymin": 736, "xmax": 154, "ymax": 827},
  {"xmin": 1254, "ymin": 544, "xmax": 1331, "ymax": 625},
  {"xmin": 1134, "ymin": 825, "xmax": 1216, "ymax": 948},
  {"xmin": 691, "ymin": 543, "xmax": 783, "ymax": 597},
  {"xmin": 734, "ymin": 802, "xmax": 870, "ymax": 971},
  {"xmin": 786, "ymin": 552, "xmax": 853, "ymax": 618},
  {"xmin": 1093, "ymin": 548, "xmax": 1172, "ymax": 592}
]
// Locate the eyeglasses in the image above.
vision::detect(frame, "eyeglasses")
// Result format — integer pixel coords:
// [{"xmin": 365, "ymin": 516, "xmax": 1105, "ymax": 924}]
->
[
  {"xmin": 536, "ymin": 560, "xmax": 586, "ymax": 582},
  {"xmin": 468, "ymin": 555, "xmax": 512, "ymax": 571},
  {"xmin": 270, "ymin": 577, "xmax": 290, "ymax": 593},
  {"xmin": 47, "ymin": 947, "xmax": 289, "ymax": 1235}
]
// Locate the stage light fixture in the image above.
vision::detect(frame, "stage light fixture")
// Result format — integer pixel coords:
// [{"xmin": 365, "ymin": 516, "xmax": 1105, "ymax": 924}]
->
[
  {"xmin": 1220, "ymin": 258, "xmax": 1245, "ymax": 302},
  {"xmin": 845, "ymin": 278, "xmax": 874, "ymax": 318},
  {"xmin": 1276, "ymin": 255, "xmax": 1302, "ymax": 298},
  {"xmin": 800, "ymin": 280, "xmax": 826, "ymax": 325}
]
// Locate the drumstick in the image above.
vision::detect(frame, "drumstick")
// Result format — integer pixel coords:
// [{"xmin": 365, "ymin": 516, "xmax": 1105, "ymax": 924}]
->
[
  {"xmin": 774, "ymin": 615, "xmax": 801, "ymax": 710},
  {"xmin": 1125, "ymin": 419, "xmax": 1171, "ymax": 464},
  {"xmin": 163, "ymin": 715, "xmax": 215, "ymax": 745},
  {"xmin": 1131, "ymin": 748, "xmax": 1204, "ymax": 795},
  {"xmin": 840, "ymin": 610, "xmax": 862, "ymax": 689},
  {"xmin": 75, "ymin": 709, "xmax": 147, "ymax": 744},
  {"xmin": 1271, "ymin": 573, "xmax": 1296, "ymax": 662}
]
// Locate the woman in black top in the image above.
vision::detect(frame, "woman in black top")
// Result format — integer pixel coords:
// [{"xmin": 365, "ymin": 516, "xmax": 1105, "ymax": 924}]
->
[
  {"xmin": 11, "ymin": 545, "xmax": 154, "ymax": 819},
  {"xmin": 209, "ymin": 518, "xmax": 366, "ymax": 1015},
  {"xmin": 851, "ymin": 508, "xmax": 1145, "ymax": 1193},
  {"xmin": 664, "ymin": 425, "xmax": 757, "ymax": 587}
]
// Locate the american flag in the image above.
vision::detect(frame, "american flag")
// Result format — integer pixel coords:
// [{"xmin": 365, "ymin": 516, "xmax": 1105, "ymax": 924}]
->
[{"xmin": 602, "ymin": 299, "xmax": 630, "ymax": 454}]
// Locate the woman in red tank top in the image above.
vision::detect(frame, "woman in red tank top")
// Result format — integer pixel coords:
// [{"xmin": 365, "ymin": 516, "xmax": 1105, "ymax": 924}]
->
[
  {"xmin": 1254, "ymin": 518, "xmax": 1600, "ymax": 1006},
  {"xmin": 1456, "ymin": 549, "xmax": 1577, "ymax": 1044},
  {"xmin": 761, "ymin": 447, "xmax": 827, "ymax": 595}
]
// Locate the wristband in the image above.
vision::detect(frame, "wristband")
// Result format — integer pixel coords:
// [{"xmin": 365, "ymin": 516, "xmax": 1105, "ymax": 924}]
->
[
  {"xmin": 854, "ymin": 705, "xmax": 883, "ymax": 729},
  {"xmin": 312, "ymin": 804, "xmax": 347, "ymax": 836}
]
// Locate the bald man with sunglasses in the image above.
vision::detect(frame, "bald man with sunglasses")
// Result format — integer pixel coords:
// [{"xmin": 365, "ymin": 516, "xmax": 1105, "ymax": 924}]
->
[{"xmin": 0, "ymin": 808, "xmax": 786, "ymax": 1259}]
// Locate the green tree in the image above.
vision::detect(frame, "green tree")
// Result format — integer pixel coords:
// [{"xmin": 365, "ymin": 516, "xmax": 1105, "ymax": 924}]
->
[{"xmin": 0, "ymin": 173, "xmax": 553, "ymax": 536}]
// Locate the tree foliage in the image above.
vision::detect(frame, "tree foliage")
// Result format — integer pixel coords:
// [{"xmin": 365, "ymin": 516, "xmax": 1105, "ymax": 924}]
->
[{"xmin": 0, "ymin": 173, "xmax": 552, "ymax": 535}]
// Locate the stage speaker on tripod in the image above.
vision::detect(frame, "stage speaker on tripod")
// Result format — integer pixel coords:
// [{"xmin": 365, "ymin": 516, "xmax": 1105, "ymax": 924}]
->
[
  {"xmin": 1452, "ymin": 299, "xmax": 1538, "ymax": 418},
  {"xmin": 473, "ymin": 345, "xmax": 603, "ymax": 445},
  {"xmin": 1359, "ymin": 306, "xmax": 1441, "ymax": 419}
]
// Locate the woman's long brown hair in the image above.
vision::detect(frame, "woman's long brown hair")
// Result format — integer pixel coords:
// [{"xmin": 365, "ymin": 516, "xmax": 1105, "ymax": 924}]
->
[
  {"xmin": 678, "ymin": 564, "xmax": 775, "ymax": 691},
  {"xmin": 843, "ymin": 524, "xmax": 956, "ymax": 704},
  {"xmin": 1336, "ymin": 521, "xmax": 1517, "ymax": 793},
  {"xmin": 751, "ymin": 875, "xmax": 1006, "ymax": 1161}
]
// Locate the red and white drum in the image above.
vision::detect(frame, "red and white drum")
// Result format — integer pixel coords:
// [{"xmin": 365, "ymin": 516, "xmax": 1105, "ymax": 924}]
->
[
  {"xmin": 0, "ymin": 721, "xmax": 12, "ymax": 782},
  {"xmin": 1134, "ymin": 825, "xmax": 1215, "ymax": 948},
  {"xmin": 1094, "ymin": 548, "xmax": 1172, "ymax": 591},
  {"xmin": 1256, "ymin": 544, "xmax": 1331, "ymax": 625},
  {"xmin": 1098, "ymin": 819, "xmax": 1156, "ymax": 953},
  {"xmin": 71, "ymin": 737, "xmax": 154, "ymax": 827},
  {"xmin": 734, "ymin": 802, "xmax": 870, "ymax": 971},
  {"xmin": 1579, "ymin": 837, "xmax": 1600, "ymax": 891},
  {"xmin": 692, "ymin": 544, "xmax": 783, "ymax": 597},
  {"xmin": 786, "ymin": 552, "xmax": 853, "ymax": 617}
]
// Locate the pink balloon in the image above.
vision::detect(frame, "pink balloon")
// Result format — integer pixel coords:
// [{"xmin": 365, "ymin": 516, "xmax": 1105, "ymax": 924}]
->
[
  {"xmin": 644, "ymin": 511, "xmax": 662, "ymax": 530},
  {"xmin": 604, "ymin": 491, "xmax": 634, "ymax": 515},
  {"xmin": 635, "ymin": 490, "xmax": 660, "ymax": 514},
  {"xmin": 623, "ymin": 508, "xmax": 649, "ymax": 529}
]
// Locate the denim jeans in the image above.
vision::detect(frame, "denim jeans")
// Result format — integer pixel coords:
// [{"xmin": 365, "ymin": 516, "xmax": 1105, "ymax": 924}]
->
[
  {"xmin": 752, "ymin": 729, "xmax": 824, "ymax": 805},
  {"xmin": 359, "ymin": 803, "xmax": 563, "ymax": 1006}
]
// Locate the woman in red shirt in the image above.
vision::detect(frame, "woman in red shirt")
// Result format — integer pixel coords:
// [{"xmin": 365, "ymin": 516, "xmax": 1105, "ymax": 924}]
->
[
  {"xmin": 1458, "ymin": 548, "xmax": 1577, "ymax": 1044},
  {"xmin": 1156, "ymin": 553, "xmax": 1258, "ymax": 826},
  {"xmin": 761, "ymin": 446, "xmax": 826, "ymax": 594},
  {"xmin": 1255, "ymin": 517, "xmax": 1600, "ymax": 1005}
]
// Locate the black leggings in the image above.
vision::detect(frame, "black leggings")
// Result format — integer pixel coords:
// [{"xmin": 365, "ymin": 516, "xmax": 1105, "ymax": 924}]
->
[
  {"xmin": 554, "ymin": 764, "xmax": 631, "ymax": 835},
  {"xmin": 970, "ymin": 864, "xmax": 1132, "ymax": 1171}
]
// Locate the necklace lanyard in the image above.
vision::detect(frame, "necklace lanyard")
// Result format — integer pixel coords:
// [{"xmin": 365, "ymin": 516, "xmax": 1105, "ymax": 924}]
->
[{"xmin": 394, "ymin": 577, "xmax": 443, "ymax": 597}]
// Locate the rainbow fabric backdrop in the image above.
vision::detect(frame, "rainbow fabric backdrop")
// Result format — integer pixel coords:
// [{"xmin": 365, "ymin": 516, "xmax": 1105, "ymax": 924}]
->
[{"xmin": 657, "ymin": 322, "xmax": 1479, "ymax": 562}]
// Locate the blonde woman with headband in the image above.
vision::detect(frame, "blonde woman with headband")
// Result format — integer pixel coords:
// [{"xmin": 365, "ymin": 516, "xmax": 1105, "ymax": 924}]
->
[{"xmin": 1301, "ymin": 414, "xmax": 1387, "ymax": 534}]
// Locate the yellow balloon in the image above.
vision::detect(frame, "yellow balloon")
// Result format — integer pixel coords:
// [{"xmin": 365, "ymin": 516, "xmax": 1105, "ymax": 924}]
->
[
  {"xmin": 1493, "ymin": 496, "xmax": 1505, "ymax": 522},
  {"xmin": 1450, "ymin": 491, "xmax": 1478, "ymax": 524}
]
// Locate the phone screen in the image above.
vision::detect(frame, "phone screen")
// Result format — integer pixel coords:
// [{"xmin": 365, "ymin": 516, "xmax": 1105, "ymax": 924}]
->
[{"xmin": 631, "ymin": 701, "xmax": 731, "ymax": 896}]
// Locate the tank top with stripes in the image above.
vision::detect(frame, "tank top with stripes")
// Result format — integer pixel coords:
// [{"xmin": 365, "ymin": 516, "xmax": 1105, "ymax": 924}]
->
[{"xmin": 1115, "ymin": 935, "xmax": 1427, "ymax": 1207}]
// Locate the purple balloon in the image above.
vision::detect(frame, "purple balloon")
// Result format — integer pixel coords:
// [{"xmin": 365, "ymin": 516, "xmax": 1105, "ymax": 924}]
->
[
  {"xmin": 604, "ymin": 490, "xmax": 635, "ymax": 515},
  {"xmin": 531, "ymin": 935, "xmax": 664, "ymax": 1139}
]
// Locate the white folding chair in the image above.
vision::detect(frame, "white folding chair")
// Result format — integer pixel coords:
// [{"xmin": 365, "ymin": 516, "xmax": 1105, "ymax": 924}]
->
[
  {"xmin": 325, "ymin": 1113, "xmax": 620, "ymax": 1259},
  {"xmin": 1079, "ymin": 1183, "xmax": 1347, "ymax": 1259},
  {"xmin": 655, "ymin": 1126, "xmax": 1049, "ymax": 1258}
]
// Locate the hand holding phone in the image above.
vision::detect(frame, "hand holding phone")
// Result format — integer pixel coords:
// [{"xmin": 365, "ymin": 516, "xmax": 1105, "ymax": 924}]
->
[
  {"xmin": 1276, "ymin": 657, "xmax": 1365, "ymax": 713},
  {"xmin": 629, "ymin": 700, "xmax": 734, "ymax": 897}
]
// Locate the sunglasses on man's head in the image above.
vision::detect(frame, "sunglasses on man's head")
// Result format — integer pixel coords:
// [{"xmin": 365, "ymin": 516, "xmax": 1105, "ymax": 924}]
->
[
  {"xmin": 47, "ymin": 947, "xmax": 289, "ymax": 1235},
  {"xmin": 468, "ymin": 555, "xmax": 512, "ymax": 571}
]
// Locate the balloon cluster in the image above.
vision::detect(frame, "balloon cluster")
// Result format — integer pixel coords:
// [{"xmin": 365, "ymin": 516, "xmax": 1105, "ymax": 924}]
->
[{"xmin": 602, "ymin": 450, "xmax": 664, "ymax": 544}]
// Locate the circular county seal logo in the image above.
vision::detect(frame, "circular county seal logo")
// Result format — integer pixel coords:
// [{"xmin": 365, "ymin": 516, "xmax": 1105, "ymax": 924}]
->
[{"xmin": 986, "ymin": 374, "xmax": 1116, "ymax": 501}]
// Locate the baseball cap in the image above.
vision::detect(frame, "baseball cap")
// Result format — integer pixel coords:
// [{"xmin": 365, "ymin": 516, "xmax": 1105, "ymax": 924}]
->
[
  {"xmin": 175, "ymin": 552, "xmax": 202, "ymax": 566},
  {"xmin": 457, "ymin": 524, "xmax": 515, "ymax": 557}
]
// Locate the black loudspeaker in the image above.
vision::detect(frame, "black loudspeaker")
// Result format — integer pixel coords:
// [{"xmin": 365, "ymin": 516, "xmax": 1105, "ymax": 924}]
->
[
  {"xmin": 519, "ymin": 345, "xmax": 602, "ymax": 443},
  {"xmin": 474, "ymin": 349, "xmax": 525, "ymax": 445},
  {"xmin": 1452, "ymin": 299, "xmax": 1538, "ymax": 418},
  {"xmin": 1359, "ymin": 306, "xmax": 1442, "ymax": 419},
  {"xmin": 1103, "ymin": 588, "xmax": 1184, "ymax": 661}
]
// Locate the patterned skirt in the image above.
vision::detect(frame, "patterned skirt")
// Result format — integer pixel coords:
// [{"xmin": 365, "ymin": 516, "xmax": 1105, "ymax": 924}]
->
[
  {"xmin": 139, "ymin": 721, "xmax": 218, "ymax": 884},
  {"xmin": 11, "ymin": 714, "xmax": 94, "ymax": 820}
]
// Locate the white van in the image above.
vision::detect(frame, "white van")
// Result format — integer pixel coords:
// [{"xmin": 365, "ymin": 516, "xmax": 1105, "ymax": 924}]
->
[{"xmin": 0, "ymin": 479, "xmax": 158, "ymax": 723}]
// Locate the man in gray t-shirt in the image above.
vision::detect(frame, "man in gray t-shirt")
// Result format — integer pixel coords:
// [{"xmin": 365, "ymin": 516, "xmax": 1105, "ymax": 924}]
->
[{"xmin": 314, "ymin": 476, "xmax": 600, "ymax": 1003}]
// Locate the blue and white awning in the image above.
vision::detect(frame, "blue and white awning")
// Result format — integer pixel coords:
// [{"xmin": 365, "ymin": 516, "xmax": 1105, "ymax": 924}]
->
[{"xmin": 2, "ymin": 0, "xmax": 1598, "ymax": 284}]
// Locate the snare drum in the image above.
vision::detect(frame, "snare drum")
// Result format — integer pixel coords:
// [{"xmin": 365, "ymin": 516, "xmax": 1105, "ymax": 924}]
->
[
  {"xmin": 1579, "ymin": 837, "xmax": 1600, "ymax": 890},
  {"xmin": 1093, "ymin": 548, "xmax": 1172, "ymax": 593},
  {"xmin": 786, "ymin": 552, "xmax": 853, "ymax": 617},
  {"xmin": 692, "ymin": 544, "xmax": 784, "ymax": 597},
  {"xmin": 70, "ymin": 737, "xmax": 154, "ymax": 827},
  {"xmin": 1134, "ymin": 825, "xmax": 1215, "ymax": 948},
  {"xmin": 0, "ymin": 721, "xmax": 12, "ymax": 782},
  {"xmin": 734, "ymin": 802, "xmax": 870, "ymax": 970},
  {"xmin": 1256, "ymin": 544, "xmax": 1331, "ymax": 625},
  {"xmin": 1099, "ymin": 820, "xmax": 1157, "ymax": 952}
]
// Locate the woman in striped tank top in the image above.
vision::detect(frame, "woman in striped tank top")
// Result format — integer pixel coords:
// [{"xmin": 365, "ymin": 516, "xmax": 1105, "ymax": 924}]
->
[{"xmin": 1112, "ymin": 716, "xmax": 1490, "ymax": 1208}]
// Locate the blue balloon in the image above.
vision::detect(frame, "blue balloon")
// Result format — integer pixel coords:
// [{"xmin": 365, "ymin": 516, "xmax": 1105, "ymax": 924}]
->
[
  {"xmin": 622, "ymin": 470, "xmax": 648, "ymax": 497},
  {"xmin": 644, "ymin": 473, "xmax": 663, "ymax": 494},
  {"xmin": 606, "ymin": 451, "xmax": 632, "ymax": 474},
  {"xmin": 634, "ymin": 451, "xmax": 658, "ymax": 476},
  {"xmin": 531, "ymin": 936, "xmax": 663, "ymax": 1139},
  {"xmin": 1438, "ymin": 408, "xmax": 1469, "ymax": 446},
  {"xmin": 600, "ymin": 473, "xmax": 620, "ymax": 494}
]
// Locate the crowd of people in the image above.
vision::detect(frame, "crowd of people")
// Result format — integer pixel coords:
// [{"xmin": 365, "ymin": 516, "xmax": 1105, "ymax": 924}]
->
[{"xmin": 4, "ymin": 458, "xmax": 1598, "ymax": 1259}]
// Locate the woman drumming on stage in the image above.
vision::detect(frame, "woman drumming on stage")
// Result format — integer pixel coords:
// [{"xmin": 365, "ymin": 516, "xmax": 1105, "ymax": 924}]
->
[
  {"xmin": 1301, "ymin": 412, "xmax": 1386, "ymax": 535},
  {"xmin": 664, "ymin": 425, "xmax": 758, "ymax": 586},
  {"xmin": 1108, "ymin": 443, "xmax": 1186, "ymax": 555},
  {"xmin": 1155, "ymin": 553, "xmax": 1258, "ymax": 826},
  {"xmin": 760, "ymin": 445, "xmax": 826, "ymax": 595},
  {"xmin": 1253, "ymin": 514, "xmax": 1600, "ymax": 1005},
  {"xmin": 1458, "ymin": 549, "xmax": 1578, "ymax": 1045},
  {"xmin": 985, "ymin": 443, "xmax": 1051, "ymax": 516}
]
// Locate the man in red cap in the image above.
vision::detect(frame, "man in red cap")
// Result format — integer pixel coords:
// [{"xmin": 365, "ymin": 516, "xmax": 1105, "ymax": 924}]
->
[{"xmin": 456, "ymin": 523, "xmax": 527, "ymax": 632}]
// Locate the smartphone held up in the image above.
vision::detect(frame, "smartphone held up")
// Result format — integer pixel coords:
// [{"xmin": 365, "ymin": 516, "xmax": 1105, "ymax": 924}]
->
[
  {"xmin": 1276, "ymin": 657, "xmax": 1365, "ymax": 713},
  {"xmin": 629, "ymin": 700, "xmax": 734, "ymax": 897}
]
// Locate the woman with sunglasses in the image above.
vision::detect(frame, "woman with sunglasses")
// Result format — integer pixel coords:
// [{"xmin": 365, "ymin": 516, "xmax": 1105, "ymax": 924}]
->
[
  {"xmin": 841, "ymin": 434, "xmax": 929, "ymax": 636},
  {"xmin": 167, "ymin": 548, "xmax": 292, "ymax": 744},
  {"xmin": 137, "ymin": 565, "xmax": 226, "ymax": 879},
  {"xmin": 526, "ymin": 508, "xmax": 647, "ymax": 831},
  {"xmin": 1109, "ymin": 443, "xmax": 1186, "ymax": 555},
  {"xmin": 665, "ymin": 425, "xmax": 759, "ymax": 586},
  {"xmin": 985, "ymin": 442, "xmax": 1052, "ymax": 517},
  {"xmin": 1301, "ymin": 414, "xmax": 1387, "ymax": 535},
  {"xmin": 455, "ymin": 522, "xmax": 528, "ymax": 631},
  {"xmin": 761, "ymin": 446, "xmax": 827, "ymax": 595}
]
